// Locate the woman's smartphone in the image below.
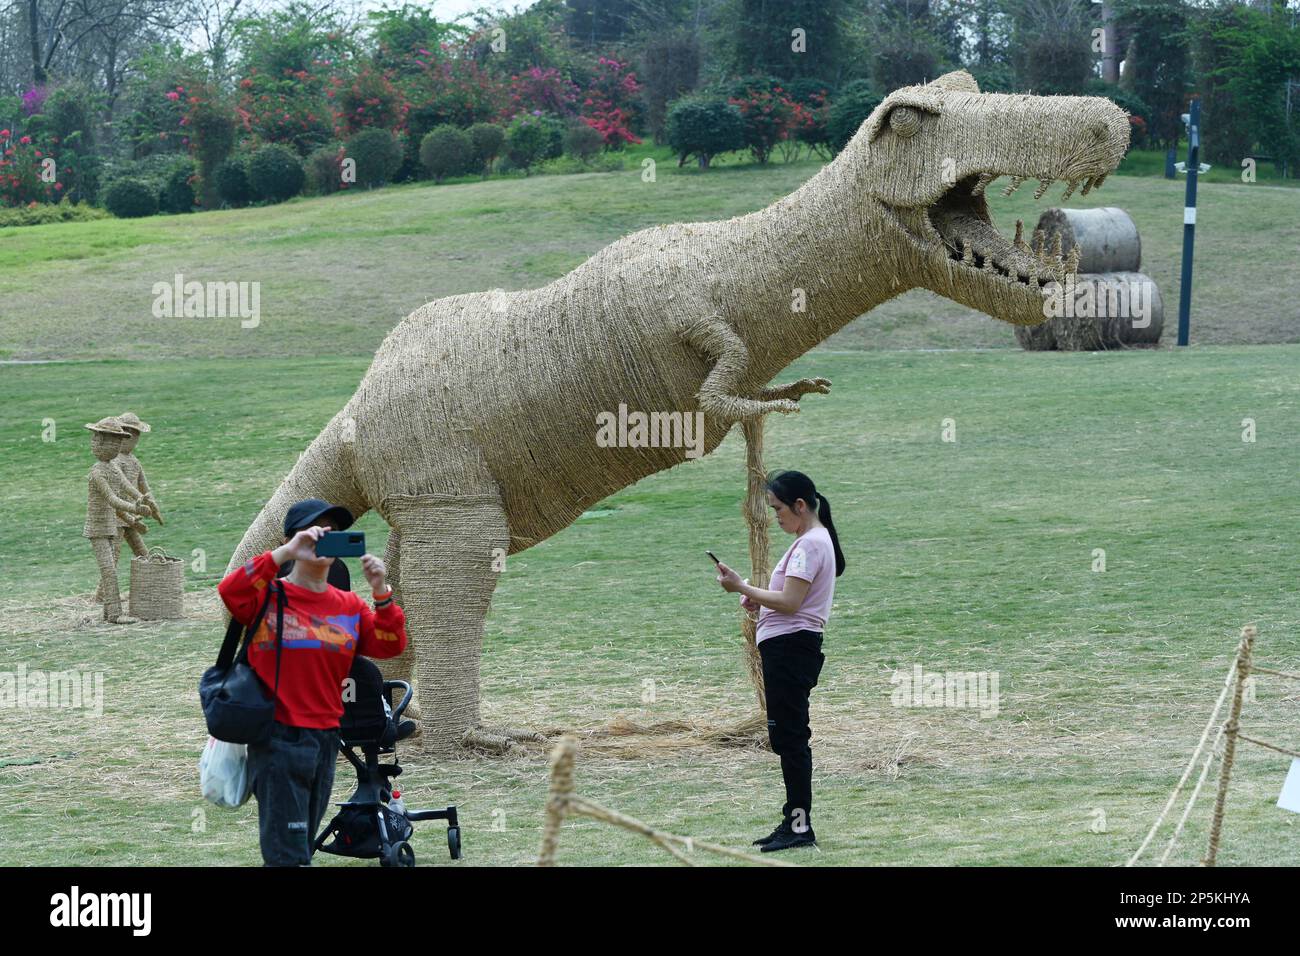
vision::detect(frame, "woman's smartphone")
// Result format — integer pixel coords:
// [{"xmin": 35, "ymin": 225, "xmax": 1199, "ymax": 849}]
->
[
  {"xmin": 706, "ymin": 550, "xmax": 721, "ymax": 566},
  {"xmin": 316, "ymin": 531, "xmax": 365, "ymax": 558}
]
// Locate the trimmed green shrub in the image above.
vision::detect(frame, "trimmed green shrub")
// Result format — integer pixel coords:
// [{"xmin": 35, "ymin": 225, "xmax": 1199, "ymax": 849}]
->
[
  {"xmin": 504, "ymin": 113, "xmax": 558, "ymax": 176},
  {"xmin": 305, "ymin": 146, "xmax": 344, "ymax": 195},
  {"xmin": 214, "ymin": 156, "xmax": 253, "ymax": 207},
  {"xmin": 468, "ymin": 122, "xmax": 505, "ymax": 176},
  {"xmin": 104, "ymin": 179, "xmax": 158, "ymax": 218},
  {"xmin": 247, "ymin": 143, "xmax": 306, "ymax": 203},
  {"xmin": 665, "ymin": 96, "xmax": 744, "ymax": 168},
  {"xmin": 419, "ymin": 125, "xmax": 475, "ymax": 182},
  {"xmin": 160, "ymin": 157, "xmax": 197, "ymax": 213},
  {"xmin": 564, "ymin": 120, "xmax": 605, "ymax": 163},
  {"xmin": 345, "ymin": 128, "xmax": 402, "ymax": 188}
]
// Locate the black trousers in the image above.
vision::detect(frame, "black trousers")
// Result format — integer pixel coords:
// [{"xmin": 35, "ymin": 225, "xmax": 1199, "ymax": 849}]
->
[
  {"xmin": 759, "ymin": 629, "xmax": 825, "ymax": 831},
  {"xmin": 246, "ymin": 720, "xmax": 340, "ymax": 866}
]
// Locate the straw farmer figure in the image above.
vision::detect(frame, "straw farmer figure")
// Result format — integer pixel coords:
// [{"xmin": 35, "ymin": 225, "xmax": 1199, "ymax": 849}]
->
[
  {"xmin": 85, "ymin": 418, "xmax": 156, "ymax": 623},
  {"xmin": 225, "ymin": 72, "xmax": 1131, "ymax": 754},
  {"xmin": 93, "ymin": 412, "xmax": 164, "ymax": 603}
]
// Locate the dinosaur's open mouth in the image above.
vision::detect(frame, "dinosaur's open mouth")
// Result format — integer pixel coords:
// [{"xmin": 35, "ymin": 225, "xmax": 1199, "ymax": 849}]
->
[
  {"xmin": 920, "ymin": 171, "xmax": 1105, "ymax": 288},
  {"xmin": 884, "ymin": 170, "xmax": 1110, "ymax": 294}
]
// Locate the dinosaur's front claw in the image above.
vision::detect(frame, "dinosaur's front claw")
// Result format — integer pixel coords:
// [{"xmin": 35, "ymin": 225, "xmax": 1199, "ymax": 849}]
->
[{"xmin": 760, "ymin": 398, "xmax": 801, "ymax": 416}]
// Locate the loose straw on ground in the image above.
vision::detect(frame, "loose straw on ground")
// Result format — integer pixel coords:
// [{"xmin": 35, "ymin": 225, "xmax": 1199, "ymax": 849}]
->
[{"xmin": 537, "ymin": 735, "xmax": 795, "ymax": 866}]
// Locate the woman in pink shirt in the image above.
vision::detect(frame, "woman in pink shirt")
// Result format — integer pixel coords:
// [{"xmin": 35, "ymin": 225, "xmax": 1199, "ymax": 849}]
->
[{"xmin": 715, "ymin": 470, "xmax": 845, "ymax": 852}]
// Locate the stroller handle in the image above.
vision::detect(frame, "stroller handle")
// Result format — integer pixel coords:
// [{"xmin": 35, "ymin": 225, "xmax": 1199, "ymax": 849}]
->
[{"xmin": 384, "ymin": 679, "xmax": 414, "ymax": 721}]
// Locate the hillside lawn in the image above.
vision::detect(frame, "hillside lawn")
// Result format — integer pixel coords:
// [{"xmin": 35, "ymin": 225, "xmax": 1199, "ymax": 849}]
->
[{"xmin": 0, "ymin": 142, "xmax": 1297, "ymax": 360}]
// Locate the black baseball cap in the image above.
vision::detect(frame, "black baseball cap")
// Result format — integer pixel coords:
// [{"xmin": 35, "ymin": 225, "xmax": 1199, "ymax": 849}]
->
[{"xmin": 283, "ymin": 498, "xmax": 355, "ymax": 537}]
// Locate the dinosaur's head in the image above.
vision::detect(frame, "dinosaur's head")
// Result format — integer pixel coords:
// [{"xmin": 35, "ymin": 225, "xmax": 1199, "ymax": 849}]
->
[{"xmin": 855, "ymin": 71, "xmax": 1131, "ymax": 325}]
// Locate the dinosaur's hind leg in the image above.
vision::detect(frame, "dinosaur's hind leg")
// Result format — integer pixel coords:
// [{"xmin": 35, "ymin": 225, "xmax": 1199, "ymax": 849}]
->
[{"xmin": 380, "ymin": 491, "xmax": 515, "ymax": 756}]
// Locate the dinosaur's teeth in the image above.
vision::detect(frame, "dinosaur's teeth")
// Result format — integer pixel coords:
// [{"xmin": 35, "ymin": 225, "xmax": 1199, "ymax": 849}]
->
[
  {"xmin": 971, "ymin": 173, "xmax": 997, "ymax": 196},
  {"xmin": 1061, "ymin": 180, "xmax": 1078, "ymax": 201},
  {"xmin": 1080, "ymin": 176, "xmax": 1094, "ymax": 196},
  {"xmin": 1033, "ymin": 178, "xmax": 1053, "ymax": 200},
  {"xmin": 1032, "ymin": 228, "xmax": 1045, "ymax": 256},
  {"xmin": 962, "ymin": 240, "xmax": 974, "ymax": 264},
  {"xmin": 1013, "ymin": 219, "xmax": 1025, "ymax": 249},
  {"xmin": 1002, "ymin": 176, "xmax": 1026, "ymax": 197},
  {"xmin": 1051, "ymin": 234, "xmax": 1063, "ymax": 260},
  {"xmin": 1092, "ymin": 173, "xmax": 1108, "ymax": 191},
  {"xmin": 1066, "ymin": 247, "xmax": 1081, "ymax": 275}
]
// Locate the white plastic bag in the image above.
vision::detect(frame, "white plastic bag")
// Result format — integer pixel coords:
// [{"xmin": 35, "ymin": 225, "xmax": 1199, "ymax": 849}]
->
[{"xmin": 199, "ymin": 735, "xmax": 252, "ymax": 809}]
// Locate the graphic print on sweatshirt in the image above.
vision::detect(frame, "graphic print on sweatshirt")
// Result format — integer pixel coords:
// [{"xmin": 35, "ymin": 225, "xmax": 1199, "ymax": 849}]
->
[{"xmin": 250, "ymin": 610, "xmax": 360, "ymax": 653}]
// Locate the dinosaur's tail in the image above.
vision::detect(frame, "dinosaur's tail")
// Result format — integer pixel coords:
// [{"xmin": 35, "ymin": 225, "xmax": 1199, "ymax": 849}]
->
[{"xmin": 222, "ymin": 409, "xmax": 368, "ymax": 587}]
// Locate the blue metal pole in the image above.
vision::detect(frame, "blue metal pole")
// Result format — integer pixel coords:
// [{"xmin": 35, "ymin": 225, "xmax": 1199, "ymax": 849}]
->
[{"xmin": 1177, "ymin": 98, "xmax": 1201, "ymax": 347}]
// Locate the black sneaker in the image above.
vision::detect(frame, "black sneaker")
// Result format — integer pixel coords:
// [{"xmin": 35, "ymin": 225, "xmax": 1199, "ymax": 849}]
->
[
  {"xmin": 760, "ymin": 824, "xmax": 817, "ymax": 853},
  {"xmin": 752, "ymin": 821, "xmax": 790, "ymax": 847}
]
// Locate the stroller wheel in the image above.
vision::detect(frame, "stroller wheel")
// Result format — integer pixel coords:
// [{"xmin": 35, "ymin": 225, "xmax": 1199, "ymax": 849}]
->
[
  {"xmin": 382, "ymin": 841, "xmax": 416, "ymax": 868},
  {"xmin": 447, "ymin": 826, "xmax": 462, "ymax": 860}
]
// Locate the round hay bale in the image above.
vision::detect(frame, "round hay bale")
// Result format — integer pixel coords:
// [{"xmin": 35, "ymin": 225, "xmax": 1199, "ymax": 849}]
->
[
  {"xmin": 1052, "ymin": 311, "xmax": 1105, "ymax": 351},
  {"xmin": 1035, "ymin": 207, "xmax": 1141, "ymax": 274},
  {"xmin": 1051, "ymin": 271, "xmax": 1164, "ymax": 350},
  {"xmin": 1087, "ymin": 271, "xmax": 1163, "ymax": 347},
  {"xmin": 1014, "ymin": 319, "xmax": 1058, "ymax": 350}
]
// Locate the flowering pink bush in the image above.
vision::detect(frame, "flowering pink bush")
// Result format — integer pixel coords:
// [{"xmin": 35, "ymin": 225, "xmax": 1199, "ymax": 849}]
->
[
  {"xmin": 506, "ymin": 67, "xmax": 579, "ymax": 119},
  {"xmin": 397, "ymin": 44, "xmax": 506, "ymax": 131},
  {"xmin": 0, "ymin": 135, "xmax": 57, "ymax": 206},
  {"xmin": 22, "ymin": 86, "xmax": 48, "ymax": 116},
  {"xmin": 335, "ymin": 66, "xmax": 405, "ymax": 136},
  {"xmin": 579, "ymin": 56, "xmax": 642, "ymax": 147},
  {"xmin": 727, "ymin": 84, "xmax": 808, "ymax": 164},
  {"xmin": 236, "ymin": 68, "xmax": 333, "ymax": 154}
]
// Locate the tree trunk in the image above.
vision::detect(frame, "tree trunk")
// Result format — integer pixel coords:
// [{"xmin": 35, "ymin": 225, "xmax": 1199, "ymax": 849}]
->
[
  {"xmin": 1101, "ymin": 1, "xmax": 1119, "ymax": 83},
  {"xmin": 28, "ymin": 0, "xmax": 47, "ymax": 85}
]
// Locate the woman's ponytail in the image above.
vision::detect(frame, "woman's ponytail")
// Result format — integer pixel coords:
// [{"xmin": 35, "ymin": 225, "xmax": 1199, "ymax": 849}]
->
[{"xmin": 814, "ymin": 491, "xmax": 846, "ymax": 578}]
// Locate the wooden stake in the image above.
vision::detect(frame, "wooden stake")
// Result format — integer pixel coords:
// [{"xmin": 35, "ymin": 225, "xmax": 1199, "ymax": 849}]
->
[
  {"xmin": 740, "ymin": 417, "xmax": 769, "ymax": 711},
  {"xmin": 1204, "ymin": 624, "xmax": 1256, "ymax": 866}
]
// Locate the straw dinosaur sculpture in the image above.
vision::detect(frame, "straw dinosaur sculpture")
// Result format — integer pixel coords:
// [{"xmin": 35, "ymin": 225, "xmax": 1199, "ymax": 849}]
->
[{"xmin": 226, "ymin": 71, "xmax": 1130, "ymax": 754}]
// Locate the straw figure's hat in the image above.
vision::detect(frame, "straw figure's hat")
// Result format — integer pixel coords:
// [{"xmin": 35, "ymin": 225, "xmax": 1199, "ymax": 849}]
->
[
  {"xmin": 117, "ymin": 412, "xmax": 151, "ymax": 433},
  {"xmin": 84, "ymin": 417, "xmax": 129, "ymax": 435}
]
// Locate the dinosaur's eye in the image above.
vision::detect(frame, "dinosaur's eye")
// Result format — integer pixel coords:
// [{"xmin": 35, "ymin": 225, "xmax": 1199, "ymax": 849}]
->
[{"xmin": 889, "ymin": 106, "xmax": 922, "ymax": 138}]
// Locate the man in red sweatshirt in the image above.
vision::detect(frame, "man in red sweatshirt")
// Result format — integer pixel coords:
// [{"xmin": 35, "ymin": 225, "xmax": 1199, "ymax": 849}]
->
[{"xmin": 218, "ymin": 499, "xmax": 408, "ymax": 866}]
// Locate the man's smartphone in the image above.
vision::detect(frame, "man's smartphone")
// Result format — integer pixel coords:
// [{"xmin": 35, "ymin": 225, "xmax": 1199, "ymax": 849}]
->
[
  {"xmin": 706, "ymin": 550, "xmax": 721, "ymax": 566},
  {"xmin": 316, "ymin": 530, "xmax": 365, "ymax": 558}
]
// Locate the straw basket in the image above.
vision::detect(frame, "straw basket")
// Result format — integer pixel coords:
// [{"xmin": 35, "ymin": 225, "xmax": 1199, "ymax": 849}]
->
[{"xmin": 129, "ymin": 547, "xmax": 184, "ymax": 620}]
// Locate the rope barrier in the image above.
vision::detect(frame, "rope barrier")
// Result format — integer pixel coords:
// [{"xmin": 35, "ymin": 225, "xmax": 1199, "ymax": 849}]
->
[{"xmin": 1126, "ymin": 655, "xmax": 1237, "ymax": 866}]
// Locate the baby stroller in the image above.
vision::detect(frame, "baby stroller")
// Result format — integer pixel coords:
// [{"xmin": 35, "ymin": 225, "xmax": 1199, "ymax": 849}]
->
[{"xmin": 313, "ymin": 655, "xmax": 461, "ymax": 865}]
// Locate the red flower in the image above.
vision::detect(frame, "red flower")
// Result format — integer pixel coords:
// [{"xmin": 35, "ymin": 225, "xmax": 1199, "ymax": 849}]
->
[{"xmin": 19, "ymin": 135, "xmax": 30, "ymax": 144}]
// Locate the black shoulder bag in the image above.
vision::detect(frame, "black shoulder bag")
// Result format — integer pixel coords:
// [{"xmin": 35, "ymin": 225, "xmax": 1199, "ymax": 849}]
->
[{"xmin": 200, "ymin": 581, "xmax": 286, "ymax": 745}]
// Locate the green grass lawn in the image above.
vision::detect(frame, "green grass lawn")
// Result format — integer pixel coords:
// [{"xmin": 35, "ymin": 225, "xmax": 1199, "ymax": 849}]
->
[
  {"xmin": 1, "ymin": 142, "xmax": 1297, "ymax": 361},
  {"xmin": 1, "ymin": 345, "xmax": 1297, "ymax": 865}
]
